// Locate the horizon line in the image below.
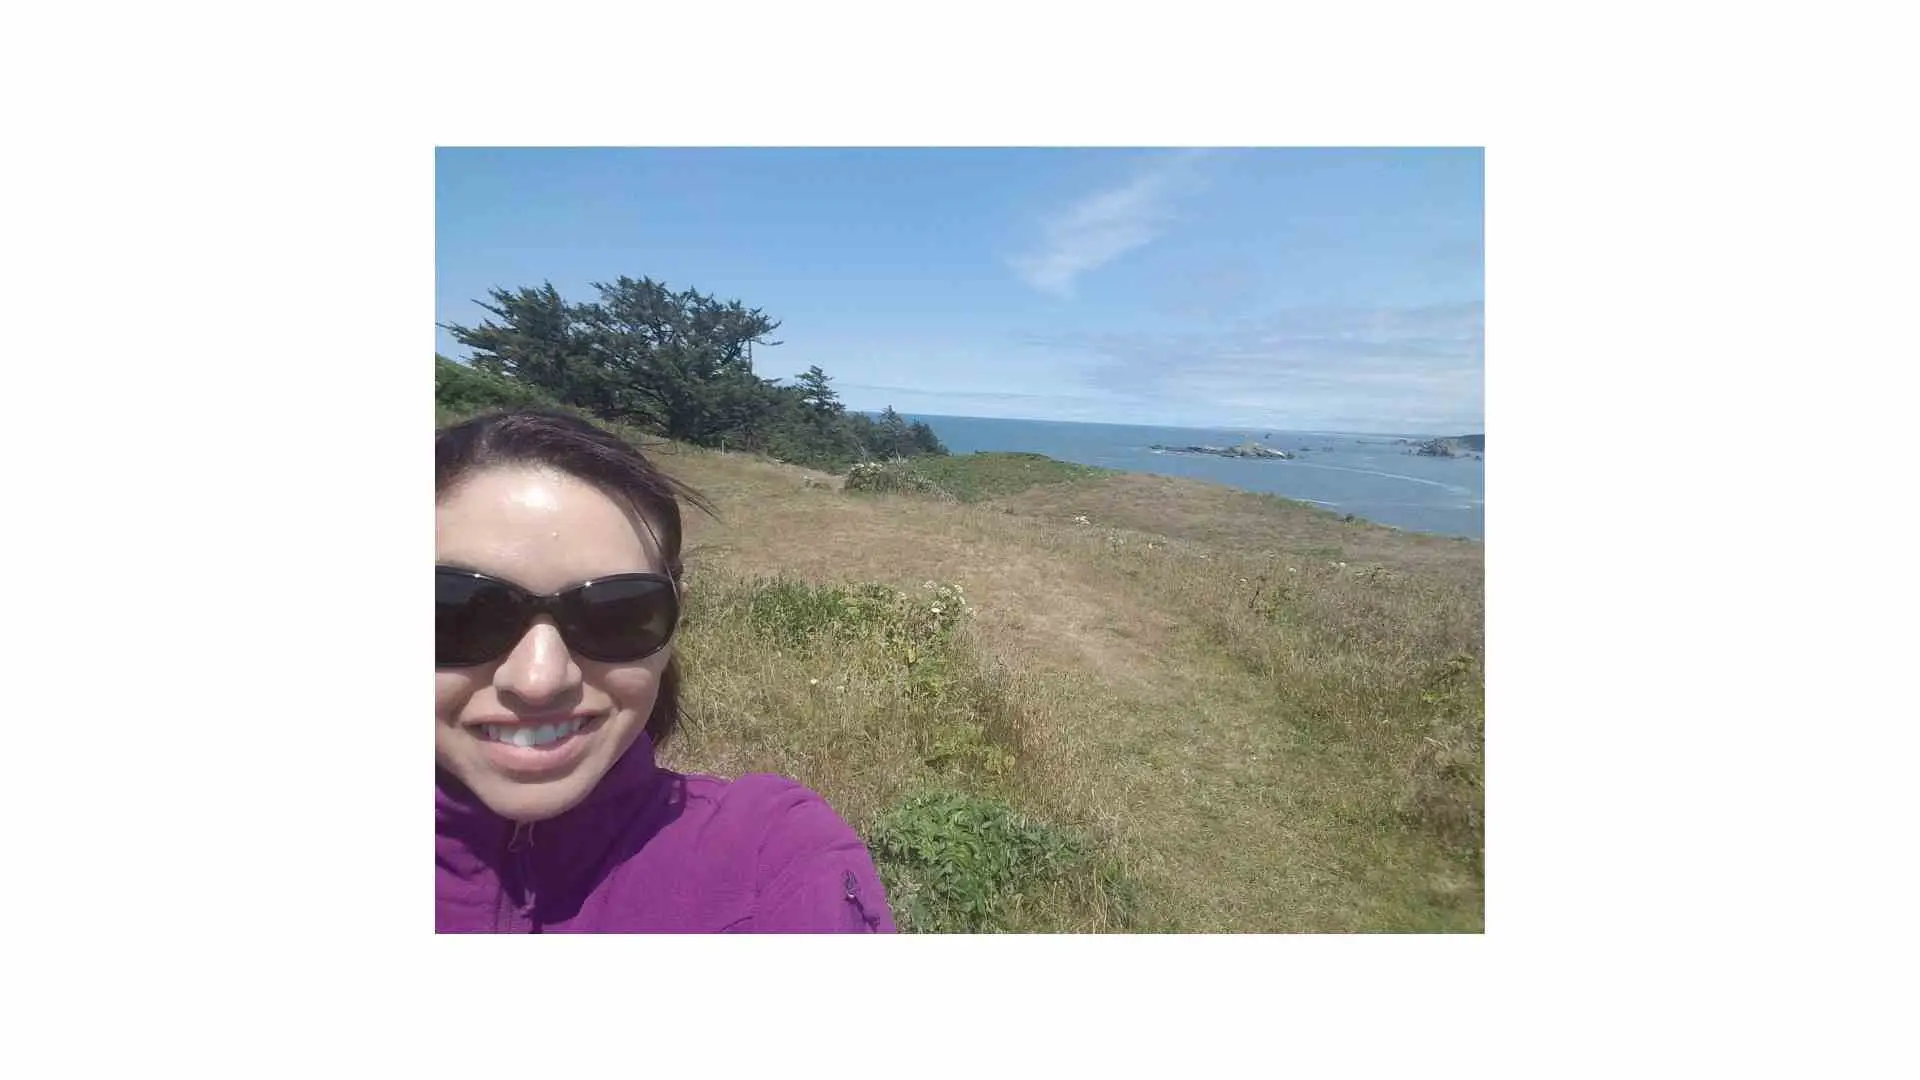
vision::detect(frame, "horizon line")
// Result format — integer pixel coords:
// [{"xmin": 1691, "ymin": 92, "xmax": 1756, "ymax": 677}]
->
[{"xmin": 850, "ymin": 408, "xmax": 1482, "ymax": 439}]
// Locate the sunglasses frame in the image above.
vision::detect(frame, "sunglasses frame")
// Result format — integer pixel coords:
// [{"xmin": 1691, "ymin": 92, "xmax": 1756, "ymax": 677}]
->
[{"xmin": 436, "ymin": 564, "xmax": 681, "ymax": 668}]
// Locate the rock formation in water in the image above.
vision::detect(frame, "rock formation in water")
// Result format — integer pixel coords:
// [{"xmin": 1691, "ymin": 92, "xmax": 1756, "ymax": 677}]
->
[
  {"xmin": 1415, "ymin": 434, "xmax": 1486, "ymax": 459},
  {"xmin": 1150, "ymin": 438, "xmax": 1293, "ymax": 460}
]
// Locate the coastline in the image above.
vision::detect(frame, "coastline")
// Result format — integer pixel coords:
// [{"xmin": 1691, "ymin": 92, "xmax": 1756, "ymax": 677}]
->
[{"xmin": 911, "ymin": 416, "xmax": 1484, "ymax": 540}]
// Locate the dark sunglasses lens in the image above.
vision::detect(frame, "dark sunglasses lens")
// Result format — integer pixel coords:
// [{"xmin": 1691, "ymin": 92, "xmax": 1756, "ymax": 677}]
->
[
  {"xmin": 436, "ymin": 570, "xmax": 527, "ymax": 666},
  {"xmin": 564, "ymin": 576, "xmax": 678, "ymax": 661}
]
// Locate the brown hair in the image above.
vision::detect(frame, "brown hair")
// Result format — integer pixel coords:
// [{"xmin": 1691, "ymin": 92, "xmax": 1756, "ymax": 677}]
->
[{"xmin": 435, "ymin": 409, "xmax": 712, "ymax": 747}]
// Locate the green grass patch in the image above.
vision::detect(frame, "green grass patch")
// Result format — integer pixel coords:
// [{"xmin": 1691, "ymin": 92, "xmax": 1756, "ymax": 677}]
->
[
  {"xmin": 699, "ymin": 574, "xmax": 973, "ymax": 664},
  {"xmin": 867, "ymin": 789, "xmax": 1138, "ymax": 933},
  {"xmin": 846, "ymin": 452, "xmax": 1110, "ymax": 503}
]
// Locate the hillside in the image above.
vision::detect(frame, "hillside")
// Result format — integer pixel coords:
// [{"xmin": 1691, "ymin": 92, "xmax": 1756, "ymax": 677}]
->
[{"xmin": 440, "ymin": 412, "xmax": 1486, "ymax": 931}]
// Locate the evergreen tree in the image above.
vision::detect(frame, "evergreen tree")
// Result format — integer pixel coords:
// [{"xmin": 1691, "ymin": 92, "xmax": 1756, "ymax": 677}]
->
[
  {"xmin": 795, "ymin": 365, "xmax": 844, "ymax": 416},
  {"xmin": 440, "ymin": 277, "xmax": 946, "ymax": 469}
]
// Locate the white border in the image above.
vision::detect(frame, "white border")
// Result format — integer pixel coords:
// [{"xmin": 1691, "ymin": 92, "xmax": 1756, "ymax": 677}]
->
[{"xmin": 6, "ymin": 1, "xmax": 1913, "ymax": 1075}]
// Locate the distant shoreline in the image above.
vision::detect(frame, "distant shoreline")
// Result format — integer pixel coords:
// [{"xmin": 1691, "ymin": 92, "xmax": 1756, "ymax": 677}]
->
[{"xmin": 897, "ymin": 416, "xmax": 1485, "ymax": 540}]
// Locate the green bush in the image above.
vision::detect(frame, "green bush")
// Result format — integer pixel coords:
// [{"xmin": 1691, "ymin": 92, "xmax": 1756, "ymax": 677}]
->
[
  {"xmin": 435, "ymin": 354, "xmax": 564, "ymax": 413},
  {"xmin": 867, "ymin": 790, "xmax": 1134, "ymax": 933},
  {"xmin": 843, "ymin": 460, "xmax": 951, "ymax": 497}
]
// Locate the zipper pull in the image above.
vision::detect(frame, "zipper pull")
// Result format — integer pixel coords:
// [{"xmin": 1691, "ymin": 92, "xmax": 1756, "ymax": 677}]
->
[{"xmin": 843, "ymin": 869, "xmax": 878, "ymax": 929}]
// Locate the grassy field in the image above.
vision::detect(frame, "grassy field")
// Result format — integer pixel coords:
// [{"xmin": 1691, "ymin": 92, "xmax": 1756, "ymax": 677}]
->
[{"xmin": 443, "ymin": 416, "xmax": 1486, "ymax": 932}]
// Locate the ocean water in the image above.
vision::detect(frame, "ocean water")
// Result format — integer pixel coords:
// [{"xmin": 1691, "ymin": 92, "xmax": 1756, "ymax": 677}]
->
[{"xmin": 906, "ymin": 414, "xmax": 1485, "ymax": 540}]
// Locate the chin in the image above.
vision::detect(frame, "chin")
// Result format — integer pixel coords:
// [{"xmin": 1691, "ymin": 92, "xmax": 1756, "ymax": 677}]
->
[{"xmin": 469, "ymin": 771, "xmax": 598, "ymax": 824}]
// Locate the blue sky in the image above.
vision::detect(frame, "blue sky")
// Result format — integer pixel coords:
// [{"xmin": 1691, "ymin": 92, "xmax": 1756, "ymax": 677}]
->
[{"xmin": 436, "ymin": 148, "xmax": 1482, "ymax": 434}]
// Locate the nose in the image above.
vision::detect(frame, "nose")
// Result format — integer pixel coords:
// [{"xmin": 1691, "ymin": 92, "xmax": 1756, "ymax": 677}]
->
[{"xmin": 492, "ymin": 618, "xmax": 583, "ymax": 707}]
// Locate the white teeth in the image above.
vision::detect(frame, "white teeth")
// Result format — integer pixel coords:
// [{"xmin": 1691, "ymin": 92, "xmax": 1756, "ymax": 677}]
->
[{"xmin": 483, "ymin": 717, "xmax": 585, "ymax": 748}]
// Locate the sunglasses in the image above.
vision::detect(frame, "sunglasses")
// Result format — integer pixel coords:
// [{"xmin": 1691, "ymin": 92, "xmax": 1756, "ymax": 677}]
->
[{"xmin": 436, "ymin": 565, "xmax": 680, "ymax": 667}]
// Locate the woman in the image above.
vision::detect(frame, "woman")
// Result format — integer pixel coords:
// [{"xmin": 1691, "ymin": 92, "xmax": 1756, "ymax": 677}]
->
[{"xmin": 436, "ymin": 409, "xmax": 894, "ymax": 932}]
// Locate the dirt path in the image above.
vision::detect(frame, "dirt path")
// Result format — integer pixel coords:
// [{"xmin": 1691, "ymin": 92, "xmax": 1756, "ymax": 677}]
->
[{"xmin": 677, "ymin": 477, "xmax": 1177, "ymax": 691}]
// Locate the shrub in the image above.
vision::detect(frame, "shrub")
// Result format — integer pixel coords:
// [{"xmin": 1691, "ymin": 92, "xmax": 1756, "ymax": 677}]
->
[
  {"xmin": 866, "ymin": 789, "xmax": 1136, "ymax": 932},
  {"xmin": 434, "ymin": 354, "xmax": 564, "ymax": 413},
  {"xmin": 843, "ymin": 459, "xmax": 950, "ymax": 497}
]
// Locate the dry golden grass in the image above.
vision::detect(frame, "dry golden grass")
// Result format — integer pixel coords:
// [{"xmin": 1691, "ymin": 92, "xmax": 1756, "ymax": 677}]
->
[{"xmin": 647, "ymin": 446, "xmax": 1486, "ymax": 932}]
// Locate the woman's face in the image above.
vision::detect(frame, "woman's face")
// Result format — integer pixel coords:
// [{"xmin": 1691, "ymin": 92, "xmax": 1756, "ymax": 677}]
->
[{"xmin": 436, "ymin": 464, "xmax": 673, "ymax": 823}]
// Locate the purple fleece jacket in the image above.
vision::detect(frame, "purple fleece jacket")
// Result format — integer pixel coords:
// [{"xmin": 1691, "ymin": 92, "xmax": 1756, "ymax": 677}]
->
[{"xmin": 436, "ymin": 732, "xmax": 895, "ymax": 932}]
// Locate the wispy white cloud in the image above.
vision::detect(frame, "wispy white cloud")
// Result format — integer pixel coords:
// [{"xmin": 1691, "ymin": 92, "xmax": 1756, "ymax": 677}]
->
[
  {"xmin": 1008, "ymin": 150, "xmax": 1211, "ymax": 298},
  {"xmin": 1020, "ymin": 301, "xmax": 1485, "ymax": 433}
]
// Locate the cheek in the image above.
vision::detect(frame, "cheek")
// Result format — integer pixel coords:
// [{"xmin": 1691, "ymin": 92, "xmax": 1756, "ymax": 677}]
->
[
  {"xmin": 435, "ymin": 670, "xmax": 485, "ymax": 722},
  {"xmin": 593, "ymin": 655, "xmax": 668, "ymax": 715}
]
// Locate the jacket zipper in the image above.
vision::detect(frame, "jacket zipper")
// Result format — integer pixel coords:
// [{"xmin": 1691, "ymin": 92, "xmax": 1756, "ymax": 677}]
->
[
  {"xmin": 843, "ymin": 869, "xmax": 877, "ymax": 930},
  {"xmin": 504, "ymin": 821, "xmax": 539, "ymax": 933}
]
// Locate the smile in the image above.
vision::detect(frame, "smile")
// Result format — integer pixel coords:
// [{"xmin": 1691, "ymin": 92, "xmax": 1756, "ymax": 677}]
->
[{"xmin": 478, "ymin": 715, "xmax": 597, "ymax": 748}]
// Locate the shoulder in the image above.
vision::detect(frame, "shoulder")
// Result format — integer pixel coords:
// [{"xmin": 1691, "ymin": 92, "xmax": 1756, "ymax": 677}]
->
[
  {"xmin": 713, "ymin": 771, "xmax": 839, "ymax": 816},
  {"xmin": 677, "ymin": 771, "xmax": 862, "ymax": 858},
  {"xmin": 666, "ymin": 771, "xmax": 892, "ymax": 931}
]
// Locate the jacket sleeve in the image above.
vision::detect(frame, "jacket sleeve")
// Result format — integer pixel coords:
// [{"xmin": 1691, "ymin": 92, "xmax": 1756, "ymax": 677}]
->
[{"xmin": 744, "ymin": 776, "xmax": 896, "ymax": 933}]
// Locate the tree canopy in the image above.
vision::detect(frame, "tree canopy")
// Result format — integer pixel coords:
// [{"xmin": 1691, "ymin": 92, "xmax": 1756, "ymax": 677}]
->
[{"xmin": 440, "ymin": 277, "xmax": 947, "ymax": 471}]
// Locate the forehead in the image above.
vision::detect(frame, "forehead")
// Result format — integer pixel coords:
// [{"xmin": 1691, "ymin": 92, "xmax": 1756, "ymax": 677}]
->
[{"xmin": 436, "ymin": 465, "xmax": 664, "ymax": 592}]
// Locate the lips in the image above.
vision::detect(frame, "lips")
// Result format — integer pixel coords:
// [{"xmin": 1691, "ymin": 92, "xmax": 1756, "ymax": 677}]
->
[{"xmin": 470, "ymin": 713, "xmax": 604, "ymax": 749}]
